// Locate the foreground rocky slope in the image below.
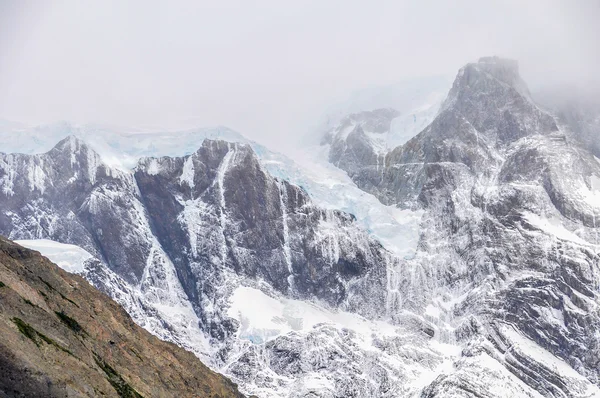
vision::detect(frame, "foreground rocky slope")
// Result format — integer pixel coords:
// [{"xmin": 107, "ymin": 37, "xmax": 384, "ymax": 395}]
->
[{"xmin": 0, "ymin": 236, "xmax": 244, "ymax": 397}]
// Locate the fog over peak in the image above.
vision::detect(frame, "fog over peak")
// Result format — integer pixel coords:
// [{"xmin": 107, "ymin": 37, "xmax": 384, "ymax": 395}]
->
[{"xmin": 1, "ymin": 0, "xmax": 598, "ymax": 152}]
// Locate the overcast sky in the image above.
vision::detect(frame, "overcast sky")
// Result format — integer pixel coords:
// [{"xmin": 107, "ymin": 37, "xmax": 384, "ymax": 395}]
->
[{"xmin": 1, "ymin": 0, "xmax": 599, "ymax": 149}]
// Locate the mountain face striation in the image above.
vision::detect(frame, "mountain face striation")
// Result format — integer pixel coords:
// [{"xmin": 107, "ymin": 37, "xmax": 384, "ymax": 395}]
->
[
  {"xmin": 0, "ymin": 136, "xmax": 403, "ymax": 396},
  {"xmin": 324, "ymin": 56, "xmax": 600, "ymax": 397},
  {"xmin": 1, "ymin": 56, "xmax": 600, "ymax": 397}
]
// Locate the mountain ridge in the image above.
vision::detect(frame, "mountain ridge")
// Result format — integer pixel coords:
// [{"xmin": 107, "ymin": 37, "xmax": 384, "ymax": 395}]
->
[
  {"xmin": 1, "ymin": 56, "xmax": 600, "ymax": 397},
  {"xmin": 0, "ymin": 134, "xmax": 408, "ymax": 396},
  {"xmin": 325, "ymin": 56, "xmax": 600, "ymax": 396}
]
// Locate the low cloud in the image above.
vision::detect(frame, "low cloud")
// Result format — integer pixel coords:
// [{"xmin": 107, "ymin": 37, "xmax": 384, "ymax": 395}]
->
[{"xmin": 0, "ymin": 0, "xmax": 598, "ymax": 150}]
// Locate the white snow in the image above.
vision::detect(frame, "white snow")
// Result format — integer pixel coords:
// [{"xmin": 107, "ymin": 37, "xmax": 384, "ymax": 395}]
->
[
  {"xmin": 145, "ymin": 158, "xmax": 162, "ymax": 175},
  {"xmin": 279, "ymin": 182, "xmax": 294, "ymax": 289},
  {"xmin": 362, "ymin": 94, "xmax": 444, "ymax": 153},
  {"xmin": 523, "ymin": 212, "xmax": 589, "ymax": 246},
  {"xmin": 26, "ymin": 160, "xmax": 46, "ymax": 194},
  {"xmin": 14, "ymin": 239, "xmax": 93, "ymax": 273},
  {"xmin": 0, "ymin": 122, "xmax": 248, "ymax": 170},
  {"xmin": 424, "ymin": 304, "xmax": 441, "ymax": 318},
  {"xmin": 217, "ymin": 146, "xmax": 234, "ymax": 211},
  {"xmin": 295, "ymin": 374, "xmax": 335, "ymax": 392},
  {"xmin": 261, "ymin": 144, "xmax": 423, "ymax": 259},
  {"xmin": 224, "ymin": 284, "xmax": 464, "ymax": 398},
  {"xmin": 179, "ymin": 155, "xmax": 195, "ymax": 188},
  {"xmin": 177, "ymin": 198, "xmax": 211, "ymax": 257},
  {"xmin": 499, "ymin": 323, "xmax": 599, "ymax": 397},
  {"xmin": 227, "ymin": 285, "xmax": 397, "ymax": 345},
  {"xmin": 579, "ymin": 174, "xmax": 600, "ymax": 211}
]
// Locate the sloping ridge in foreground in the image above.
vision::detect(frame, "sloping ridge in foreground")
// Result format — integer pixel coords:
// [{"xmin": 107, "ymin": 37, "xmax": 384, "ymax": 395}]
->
[{"xmin": 0, "ymin": 236, "xmax": 245, "ymax": 398}]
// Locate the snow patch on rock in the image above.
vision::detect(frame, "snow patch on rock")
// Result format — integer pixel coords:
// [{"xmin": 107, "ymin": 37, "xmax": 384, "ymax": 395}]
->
[{"xmin": 15, "ymin": 239, "xmax": 93, "ymax": 273}]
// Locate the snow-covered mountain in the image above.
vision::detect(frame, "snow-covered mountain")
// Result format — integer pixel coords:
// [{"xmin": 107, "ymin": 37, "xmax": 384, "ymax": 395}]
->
[
  {"xmin": 324, "ymin": 56, "xmax": 600, "ymax": 397},
  {"xmin": 2, "ymin": 56, "xmax": 600, "ymax": 397},
  {"xmin": 320, "ymin": 76, "xmax": 451, "ymax": 158},
  {"xmin": 2, "ymin": 136, "xmax": 435, "ymax": 396},
  {"xmin": 318, "ymin": 75, "xmax": 451, "ymax": 141}
]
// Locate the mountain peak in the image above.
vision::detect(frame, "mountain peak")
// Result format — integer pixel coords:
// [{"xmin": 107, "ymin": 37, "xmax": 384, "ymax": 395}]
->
[
  {"xmin": 197, "ymin": 138, "xmax": 256, "ymax": 164},
  {"xmin": 477, "ymin": 55, "xmax": 518, "ymax": 68},
  {"xmin": 50, "ymin": 135, "xmax": 91, "ymax": 153},
  {"xmin": 449, "ymin": 56, "xmax": 529, "ymax": 99},
  {"xmin": 46, "ymin": 136, "xmax": 108, "ymax": 185},
  {"xmin": 48, "ymin": 135, "xmax": 103, "ymax": 166},
  {"xmin": 434, "ymin": 56, "xmax": 557, "ymax": 146},
  {"xmin": 473, "ymin": 56, "xmax": 521, "ymax": 86}
]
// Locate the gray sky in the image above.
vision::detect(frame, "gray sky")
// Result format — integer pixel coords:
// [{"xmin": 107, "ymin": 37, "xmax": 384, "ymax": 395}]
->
[{"xmin": 1, "ymin": 0, "xmax": 599, "ymax": 149}]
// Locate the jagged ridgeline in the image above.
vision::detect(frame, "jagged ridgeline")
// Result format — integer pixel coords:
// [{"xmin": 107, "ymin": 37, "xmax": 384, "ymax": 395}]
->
[
  {"xmin": 0, "ymin": 236, "xmax": 245, "ymax": 397},
  {"xmin": 0, "ymin": 134, "xmax": 395, "ymax": 396},
  {"xmin": 1, "ymin": 56, "xmax": 600, "ymax": 397},
  {"xmin": 326, "ymin": 56, "xmax": 600, "ymax": 397}
]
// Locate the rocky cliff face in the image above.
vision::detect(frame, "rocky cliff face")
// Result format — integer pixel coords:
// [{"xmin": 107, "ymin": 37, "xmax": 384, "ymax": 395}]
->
[
  {"xmin": 325, "ymin": 56, "xmax": 600, "ymax": 396},
  {"xmin": 0, "ymin": 236, "xmax": 244, "ymax": 397},
  {"xmin": 136, "ymin": 140, "xmax": 387, "ymax": 306},
  {"xmin": 0, "ymin": 136, "xmax": 399, "ymax": 396},
  {"xmin": 133, "ymin": 140, "xmax": 389, "ymax": 339},
  {"xmin": 0, "ymin": 137, "xmax": 388, "ymax": 312}
]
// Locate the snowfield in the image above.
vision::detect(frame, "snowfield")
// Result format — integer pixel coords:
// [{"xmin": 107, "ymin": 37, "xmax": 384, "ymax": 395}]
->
[{"xmin": 15, "ymin": 239, "xmax": 93, "ymax": 273}]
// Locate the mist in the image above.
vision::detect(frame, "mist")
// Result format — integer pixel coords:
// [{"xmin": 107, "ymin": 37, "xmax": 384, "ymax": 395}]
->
[{"xmin": 1, "ymin": 0, "xmax": 599, "ymax": 151}]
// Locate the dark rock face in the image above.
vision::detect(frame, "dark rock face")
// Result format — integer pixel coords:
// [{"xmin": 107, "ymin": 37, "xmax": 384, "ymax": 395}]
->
[
  {"xmin": 0, "ymin": 236, "xmax": 245, "ymax": 398},
  {"xmin": 328, "ymin": 108, "xmax": 399, "ymax": 183},
  {"xmin": 0, "ymin": 137, "xmax": 390, "ymax": 338},
  {"xmin": 0, "ymin": 136, "xmax": 152, "ymax": 282},
  {"xmin": 444, "ymin": 57, "xmax": 557, "ymax": 143},
  {"xmin": 134, "ymin": 141, "xmax": 388, "ymax": 322},
  {"xmin": 328, "ymin": 57, "xmax": 600, "ymax": 396}
]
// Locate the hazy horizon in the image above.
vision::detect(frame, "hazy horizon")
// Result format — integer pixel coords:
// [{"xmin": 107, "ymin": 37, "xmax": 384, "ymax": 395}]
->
[{"xmin": 1, "ymin": 0, "xmax": 599, "ymax": 151}]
